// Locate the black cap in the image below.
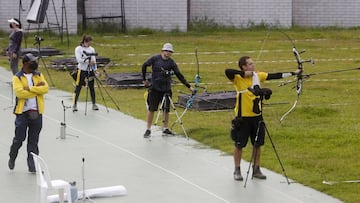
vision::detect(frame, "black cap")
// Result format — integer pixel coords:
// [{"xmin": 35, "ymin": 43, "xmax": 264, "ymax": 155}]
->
[{"xmin": 23, "ymin": 53, "xmax": 38, "ymax": 64}]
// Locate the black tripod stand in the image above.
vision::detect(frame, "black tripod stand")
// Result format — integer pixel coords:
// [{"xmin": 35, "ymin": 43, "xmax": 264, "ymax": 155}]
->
[
  {"xmin": 81, "ymin": 53, "xmax": 120, "ymax": 116},
  {"xmin": 33, "ymin": 35, "xmax": 55, "ymax": 87},
  {"xmin": 243, "ymin": 95, "xmax": 290, "ymax": 188},
  {"xmin": 154, "ymin": 93, "xmax": 188, "ymax": 139},
  {"xmin": 57, "ymin": 100, "xmax": 79, "ymax": 139}
]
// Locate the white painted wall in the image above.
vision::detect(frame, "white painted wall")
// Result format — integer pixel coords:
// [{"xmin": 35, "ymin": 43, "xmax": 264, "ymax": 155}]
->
[
  {"xmin": 190, "ymin": 0, "xmax": 292, "ymax": 28},
  {"xmin": 0, "ymin": 0, "xmax": 77, "ymax": 34},
  {"xmin": 1, "ymin": 0, "xmax": 360, "ymax": 34},
  {"xmin": 293, "ymin": 0, "xmax": 360, "ymax": 27}
]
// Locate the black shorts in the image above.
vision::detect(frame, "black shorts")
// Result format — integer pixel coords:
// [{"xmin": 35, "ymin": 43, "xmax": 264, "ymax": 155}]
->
[
  {"xmin": 233, "ymin": 116, "xmax": 265, "ymax": 149},
  {"xmin": 146, "ymin": 88, "xmax": 172, "ymax": 112}
]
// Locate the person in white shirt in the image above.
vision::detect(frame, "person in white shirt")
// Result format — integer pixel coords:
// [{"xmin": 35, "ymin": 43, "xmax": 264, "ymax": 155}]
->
[{"xmin": 72, "ymin": 35, "xmax": 100, "ymax": 112}]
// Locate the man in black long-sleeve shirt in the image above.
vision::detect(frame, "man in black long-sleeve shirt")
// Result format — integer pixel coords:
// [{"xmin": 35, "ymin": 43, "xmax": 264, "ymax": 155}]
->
[{"xmin": 142, "ymin": 43, "xmax": 193, "ymax": 138}]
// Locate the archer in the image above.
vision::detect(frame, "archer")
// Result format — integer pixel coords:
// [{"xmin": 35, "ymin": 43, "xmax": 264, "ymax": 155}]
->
[{"xmin": 225, "ymin": 56, "xmax": 300, "ymax": 181}]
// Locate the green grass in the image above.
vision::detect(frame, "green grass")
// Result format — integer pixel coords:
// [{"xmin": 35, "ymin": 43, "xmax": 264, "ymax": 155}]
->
[{"xmin": 1, "ymin": 28, "xmax": 360, "ymax": 202}]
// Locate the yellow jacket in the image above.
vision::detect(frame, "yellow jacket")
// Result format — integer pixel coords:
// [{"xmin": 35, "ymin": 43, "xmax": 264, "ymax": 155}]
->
[{"xmin": 13, "ymin": 70, "xmax": 49, "ymax": 114}]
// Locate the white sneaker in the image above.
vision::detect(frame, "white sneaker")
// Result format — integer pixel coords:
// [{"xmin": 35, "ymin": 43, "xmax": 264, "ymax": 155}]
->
[{"xmin": 92, "ymin": 104, "xmax": 99, "ymax": 111}]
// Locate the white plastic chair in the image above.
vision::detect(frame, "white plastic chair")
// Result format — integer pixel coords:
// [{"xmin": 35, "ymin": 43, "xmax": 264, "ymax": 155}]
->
[{"xmin": 31, "ymin": 152, "xmax": 73, "ymax": 203}]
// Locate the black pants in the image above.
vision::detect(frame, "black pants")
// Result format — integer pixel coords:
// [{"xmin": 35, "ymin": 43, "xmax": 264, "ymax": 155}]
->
[
  {"xmin": 9, "ymin": 112, "xmax": 42, "ymax": 170},
  {"xmin": 73, "ymin": 69, "xmax": 96, "ymax": 104}
]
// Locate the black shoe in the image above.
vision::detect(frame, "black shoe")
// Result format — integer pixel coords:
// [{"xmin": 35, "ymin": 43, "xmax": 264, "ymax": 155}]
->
[
  {"xmin": 253, "ymin": 166, "xmax": 267, "ymax": 179},
  {"xmin": 8, "ymin": 159, "xmax": 15, "ymax": 170},
  {"xmin": 144, "ymin": 129, "xmax": 151, "ymax": 138},
  {"xmin": 162, "ymin": 129, "xmax": 175, "ymax": 136},
  {"xmin": 72, "ymin": 104, "xmax": 78, "ymax": 112},
  {"xmin": 233, "ymin": 170, "xmax": 243, "ymax": 181},
  {"xmin": 28, "ymin": 167, "xmax": 36, "ymax": 173}
]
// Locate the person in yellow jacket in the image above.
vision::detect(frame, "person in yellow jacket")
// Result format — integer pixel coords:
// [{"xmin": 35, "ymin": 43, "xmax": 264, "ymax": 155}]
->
[{"xmin": 8, "ymin": 53, "xmax": 48, "ymax": 173}]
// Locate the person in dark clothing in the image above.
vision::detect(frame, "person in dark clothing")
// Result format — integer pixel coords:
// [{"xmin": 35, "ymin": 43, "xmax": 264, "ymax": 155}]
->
[
  {"xmin": 7, "ymin": 18, "xmax": 23, "ymax": 75},
  {"xmin": 8, "ymin": 53, "xmax": 49, "ymax": 173},
  {"xmin": 142, "ymin": 43, "xmax": 194, "ymax": 138},
  {"xmin": 225, "ymin": 56, "xmax": 300, "ymax": 181}
]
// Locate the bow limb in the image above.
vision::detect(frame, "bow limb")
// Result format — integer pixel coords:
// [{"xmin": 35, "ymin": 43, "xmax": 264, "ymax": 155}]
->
[
  {"xmin": 280, "ymin": 74, "xmax": 302, "ymax": 122},
  {"xmin": 280, "ymin": 94, "xmax": 299, "ymax": 122}
]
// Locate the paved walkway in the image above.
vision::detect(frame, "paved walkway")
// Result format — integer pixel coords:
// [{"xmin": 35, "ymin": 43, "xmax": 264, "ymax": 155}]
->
[{"xmin": 0, "ymin": 67, "xmax": 342, "ymax": 202}]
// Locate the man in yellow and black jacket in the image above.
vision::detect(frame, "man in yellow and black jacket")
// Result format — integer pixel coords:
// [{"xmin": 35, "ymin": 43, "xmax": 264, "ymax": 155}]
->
[
  {"xmin": 225, "ymin": 55, "xmax": 300, "ymax": 181},
  {"xmin": 8, "ymin": 53, "xmax": 48, "ymax": 173}
]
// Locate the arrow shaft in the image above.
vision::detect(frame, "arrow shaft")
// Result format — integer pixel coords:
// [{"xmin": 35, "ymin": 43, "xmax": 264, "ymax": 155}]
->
[{"xmin": 307, "ymin": 67, "xmax": 360, "ymax": 77}]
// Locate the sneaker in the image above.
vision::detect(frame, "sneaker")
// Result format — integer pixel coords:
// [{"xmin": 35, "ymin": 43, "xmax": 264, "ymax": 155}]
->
[
  {"xmin": 8, "ymin": 159, "xmax": 15, "ymax": 170},
  {"xmin": 252, "ymin": 166, "xmax": 267, "ymax": 179},
  {"xmin": 92, "ymin": 104, "xmax": 99, "ymax": 111},
  {"xmin": 72, "ymin": 104, "xmax": 78, "ymax": 112},
  {"xmin": 162, "ymin": 128, "xmax": 175, "ymax": 136},
  {"xmin": 233, "ymin": 170, "xmax": 243, "ymax": 181},
  {"xmin": 143, "ymin": 129, "xmax": 151, "ymax": 138}
]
